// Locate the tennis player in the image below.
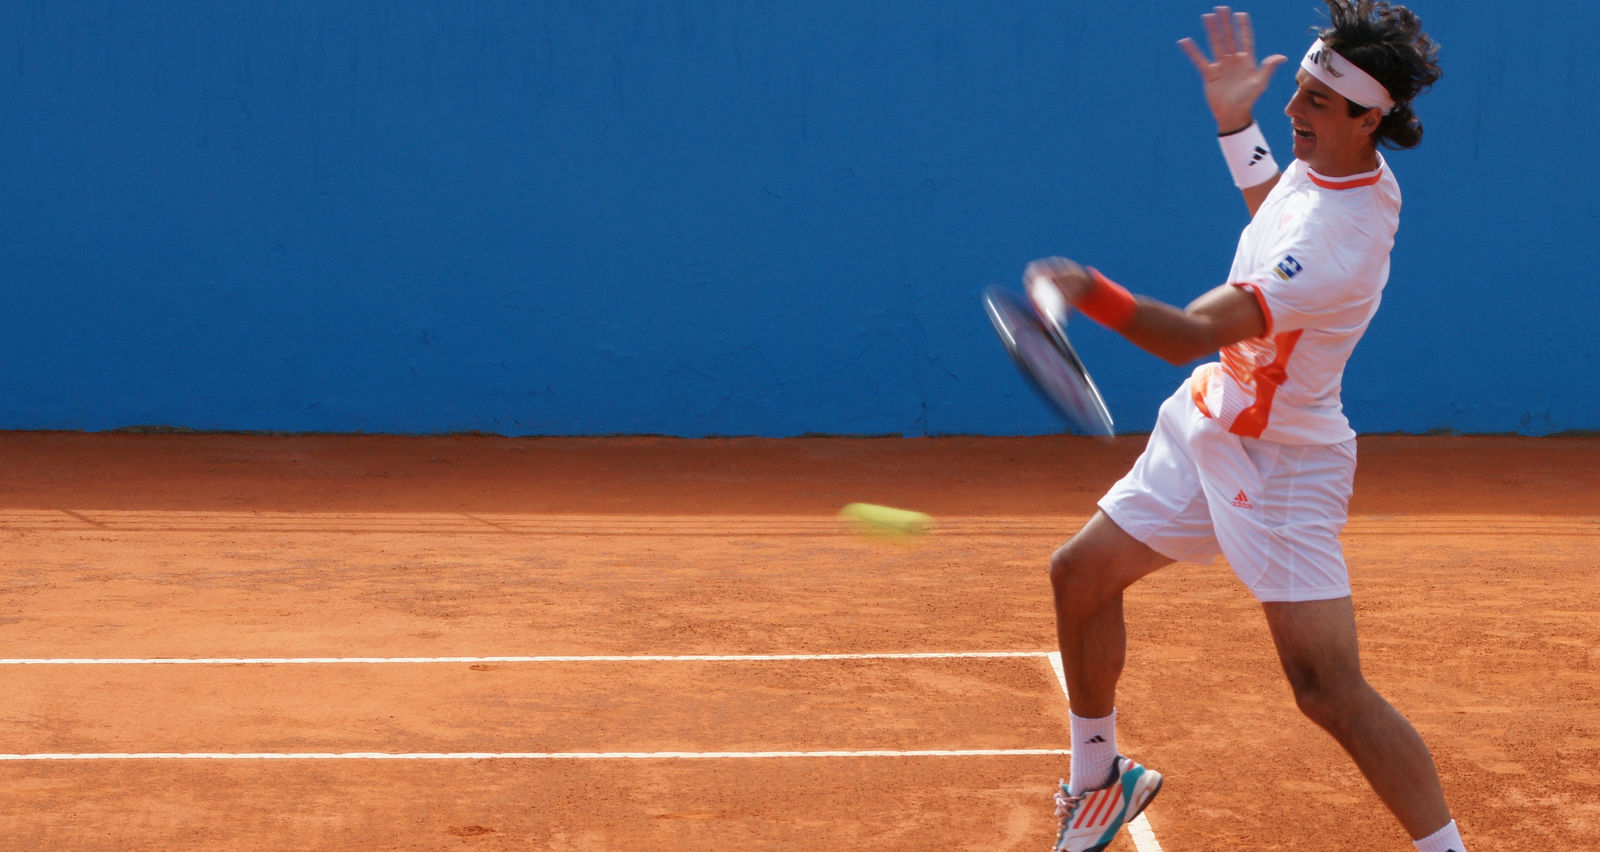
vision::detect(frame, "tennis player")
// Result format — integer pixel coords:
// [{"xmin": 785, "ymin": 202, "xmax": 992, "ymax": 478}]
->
[{"xmin": 1031, "ymin": 4, "xmax": 1463, "ymax": 851}]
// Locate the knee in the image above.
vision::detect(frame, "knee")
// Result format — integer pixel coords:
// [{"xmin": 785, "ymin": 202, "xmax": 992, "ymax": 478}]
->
[
  {"xmin": 1284, "ymin": 664, "xmax": 1370, "ymax": 735},
  {"xmin": 1048, "ymin": 539, "xmax": 1112, "ymax": 611},
  {"xmin": 1047, "ymin": 539, "xmax": 1088, "ymax": 589},
  {"xmin": 1048, "ymin": 513, "xmax": 1165, "ymax": 613}
]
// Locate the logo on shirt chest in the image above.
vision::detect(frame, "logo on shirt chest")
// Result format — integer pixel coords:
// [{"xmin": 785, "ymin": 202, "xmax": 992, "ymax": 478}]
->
[{"xmin": 1272, "ymin": 255, "xmax": 1303, "ymax": 281}]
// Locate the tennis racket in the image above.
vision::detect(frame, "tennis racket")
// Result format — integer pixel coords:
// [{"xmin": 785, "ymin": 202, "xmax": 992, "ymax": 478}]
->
[{"xmin": 983, "ymin": 284, "xmax": 1115, "ymax": 437}]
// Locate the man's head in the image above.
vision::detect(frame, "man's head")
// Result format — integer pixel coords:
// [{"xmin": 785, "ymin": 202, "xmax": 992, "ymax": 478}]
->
[{"xmin": 1285, "ymin": 1, "xmax": 1441, "ymax": 174}]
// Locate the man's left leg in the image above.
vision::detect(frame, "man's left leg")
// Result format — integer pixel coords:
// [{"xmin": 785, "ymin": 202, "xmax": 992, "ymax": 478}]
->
[{"xmin": 1261, "ymin": 597, "xmax": 1459, "ymax": 845}]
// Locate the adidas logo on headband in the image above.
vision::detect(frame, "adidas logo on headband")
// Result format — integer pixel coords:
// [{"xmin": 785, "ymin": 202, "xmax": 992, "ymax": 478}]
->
[{"xmin": 1301, "ymin": 38, "xmax": 1395, "ymax": 114}]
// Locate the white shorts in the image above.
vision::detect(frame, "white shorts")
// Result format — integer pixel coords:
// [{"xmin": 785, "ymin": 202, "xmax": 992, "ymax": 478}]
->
[{"xmin": 1098, "ymin": 381, "xmax": 1357, "ymax": 603}]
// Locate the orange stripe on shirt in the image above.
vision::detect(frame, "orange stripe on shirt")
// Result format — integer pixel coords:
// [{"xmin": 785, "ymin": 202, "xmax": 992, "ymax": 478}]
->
[
  {"xmin": 1232, "ymin": 281, "xmax": 1274, "ymax": 335},
  {"xmin": 1191, "ymin": 363, "xmax": 1218, "ymax": 417},
  {"xmin": 1226, "ymin": 329, "xmax": 1305, "ymax": 438},
  {"xmin": 1308, "ymin": 168, "xmax": 1383, "ymax": 190}
]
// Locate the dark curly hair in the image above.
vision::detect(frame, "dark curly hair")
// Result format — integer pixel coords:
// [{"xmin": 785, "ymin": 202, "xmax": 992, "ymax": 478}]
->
[{"xmin": 1316, "ymin": 1, "xmax": 1442, "ymax": 150}]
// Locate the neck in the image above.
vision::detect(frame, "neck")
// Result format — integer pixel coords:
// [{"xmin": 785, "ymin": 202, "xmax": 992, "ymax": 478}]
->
[{"xmin": 1312, "ymin": 146, "xmax": 1380, "ymax": 178}]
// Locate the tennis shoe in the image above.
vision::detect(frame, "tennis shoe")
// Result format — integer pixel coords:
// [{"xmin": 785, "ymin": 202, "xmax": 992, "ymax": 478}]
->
[{"xmin": 1050, "ymin": 756, "xmax": 1162, "ymax": 852}]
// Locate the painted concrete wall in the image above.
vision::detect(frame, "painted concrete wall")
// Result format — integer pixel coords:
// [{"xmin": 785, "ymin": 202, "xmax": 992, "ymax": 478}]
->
[{"xmin": 4, "ymin": 2, "xmax": 1595, "ymax": 435}]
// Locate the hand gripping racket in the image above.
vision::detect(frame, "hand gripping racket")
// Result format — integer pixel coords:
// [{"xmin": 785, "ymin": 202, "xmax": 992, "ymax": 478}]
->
[{"xmin": 983, "ymin": 284, "xmax": 1116, "ymax": 437}]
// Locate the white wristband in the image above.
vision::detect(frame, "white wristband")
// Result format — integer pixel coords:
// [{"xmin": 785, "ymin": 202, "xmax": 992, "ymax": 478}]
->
[{"xmin": 1218, "ymin": 122, "xmax": 1278, "ymax": 189}]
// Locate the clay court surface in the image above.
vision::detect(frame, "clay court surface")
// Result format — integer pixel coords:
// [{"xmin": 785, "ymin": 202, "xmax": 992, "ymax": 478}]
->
[{"xmin": 0, "ymin": 431, "xmax": 1596, "ymax": 851}]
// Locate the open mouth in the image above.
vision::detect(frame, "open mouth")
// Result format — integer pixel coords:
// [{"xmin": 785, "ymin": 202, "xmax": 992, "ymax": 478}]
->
[{"xmin": 1292, "ymin": 125, "xmax": 1316, "ymax": 140}]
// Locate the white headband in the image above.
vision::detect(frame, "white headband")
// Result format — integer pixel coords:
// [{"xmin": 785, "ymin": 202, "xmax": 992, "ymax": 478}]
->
[{"xmin": 1301, "ymin": 38, "xmax": 1395, "ymax": 115}]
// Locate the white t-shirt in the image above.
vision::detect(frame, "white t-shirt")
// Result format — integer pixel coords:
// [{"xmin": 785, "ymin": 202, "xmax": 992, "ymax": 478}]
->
[{"xmin": 1188, "ymin": 153, "xmax": 1401, "ymax": 445}]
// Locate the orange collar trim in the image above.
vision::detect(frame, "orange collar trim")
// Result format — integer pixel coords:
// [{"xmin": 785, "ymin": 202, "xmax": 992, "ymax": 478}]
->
[{"xmin": 1307, "ymin": 165, "xmax": 1384, "ymax": 190}]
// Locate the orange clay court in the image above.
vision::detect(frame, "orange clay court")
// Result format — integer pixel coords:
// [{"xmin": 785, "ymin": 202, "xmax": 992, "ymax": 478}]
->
[{"xmin": 0, "ymin": 431, "xmax": 1596, "ymax": 851}]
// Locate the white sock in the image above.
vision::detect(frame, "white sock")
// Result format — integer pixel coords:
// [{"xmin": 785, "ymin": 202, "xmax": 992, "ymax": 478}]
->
[
  {"xmin": 1414, "ymin": 819, "xmax": 1465, "ymax": 852},
  {"xmin": 1067, "ymin": 709, "xmax": 1118, "ymax": 796}
]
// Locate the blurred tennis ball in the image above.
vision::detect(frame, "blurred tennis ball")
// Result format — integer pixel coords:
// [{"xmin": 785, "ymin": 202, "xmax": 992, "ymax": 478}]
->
[{"xmin": 838, "ymin": 503, "xmax": 934, "ymax": 538}]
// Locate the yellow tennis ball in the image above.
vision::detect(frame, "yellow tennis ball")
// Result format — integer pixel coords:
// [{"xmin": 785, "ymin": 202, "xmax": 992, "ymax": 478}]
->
[{"xmin": 838, "ymin": 503, "xmax": 934, "ymax": 537}]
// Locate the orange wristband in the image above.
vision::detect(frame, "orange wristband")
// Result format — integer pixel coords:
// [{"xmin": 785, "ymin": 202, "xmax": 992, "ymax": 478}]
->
[{"xmin": 1076, "ymin": 268, "xmax": 1138, "ymax": 330}]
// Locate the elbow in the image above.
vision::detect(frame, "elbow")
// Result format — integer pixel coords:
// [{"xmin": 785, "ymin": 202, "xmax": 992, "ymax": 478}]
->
[
  {"xmin": 1153, "ymin": 318, "xmax": 1241, "ymax": 365},
  {"xmin": 1158, "ymin": 351, "xmax": 1208, "ymax": 368},
  {"xmin": 1153, "ymin": 338, "xmax": 1218, "ymax": 366}
]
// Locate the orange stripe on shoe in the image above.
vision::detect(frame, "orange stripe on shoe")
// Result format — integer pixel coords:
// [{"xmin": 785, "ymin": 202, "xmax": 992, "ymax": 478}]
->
[
  {"xmin": 1084, "ymin": 787, "xmax": 1118, "ymax": 828},
  {"xmin": 1094, "ymin": 788, "xmax": 1118, "ymax": 826},
  {"xmin": 1071, "ymin": 791, "xmax": 1097, "ymax": 828},
  {"xmin": 1073, "ymin": 789, "xmax": 1105, "ymax": 828}
]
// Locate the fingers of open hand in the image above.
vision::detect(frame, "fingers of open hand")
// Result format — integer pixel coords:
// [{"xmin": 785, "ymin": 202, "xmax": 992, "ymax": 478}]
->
[
  {"xmin": 1186, "ymin": 7, "xmax": 1284, "ymax": 86},
  {"xmin": 1177, "ymin": 37, "xmax": 1211, "ymax": 73},
  {"xmin": 1206, "ymin": 7, "xmax": 1235, "ymax": 58},
  {"xmin": 1182, "ymin": 7, "xmax": 1283, "ymax": 123},
  {"xmin": 1234, "ymin": 11, "xmax": 1256, "ymax": 63},
  {"xmin": 1199, "ymin": 7, "xmax": 1266, "ymax": 66}
]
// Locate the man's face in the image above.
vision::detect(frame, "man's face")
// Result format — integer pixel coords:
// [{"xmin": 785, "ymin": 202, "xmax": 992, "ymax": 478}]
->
[{"xmin": 1284, "ymin": 69, "xmax": 1380, "ymax": 175}]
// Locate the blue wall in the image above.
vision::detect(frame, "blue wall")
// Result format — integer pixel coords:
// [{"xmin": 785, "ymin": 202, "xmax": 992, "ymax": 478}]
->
[{"xmin": 3, "ymin": 1, "xmax": 1595, "ymax": 436}]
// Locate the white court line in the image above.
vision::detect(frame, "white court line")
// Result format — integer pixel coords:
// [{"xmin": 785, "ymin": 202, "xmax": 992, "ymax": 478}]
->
[
  {"xmin": 0, "ymin": 749, "xmax": 1071, "ymax": 761},
  {"xmin": 9, "ymin": 650, "xmax": 1161, "ymax": 850},
  {"xmin": 0, "ymin": 651, "xmax": 1059, "ymax": 762},
  {"xmin": 1129, "ymin": 810, "xmax": 1164, "ymax": 852},
  {"xmin": 0, "ymin": 651, "xmax": 1050, "ymax": 665}
]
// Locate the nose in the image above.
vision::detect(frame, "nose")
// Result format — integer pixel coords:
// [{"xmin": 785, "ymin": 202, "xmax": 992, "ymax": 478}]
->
[{"xmin": 1284, "ymin": 92, "xmax": 1303, "ymax": 119}]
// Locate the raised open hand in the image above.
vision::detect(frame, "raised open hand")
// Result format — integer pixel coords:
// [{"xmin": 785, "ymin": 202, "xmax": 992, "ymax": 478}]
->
[{"xmin": 1178, "ymin": 6, "xmax": 1287, "ymax": 133}]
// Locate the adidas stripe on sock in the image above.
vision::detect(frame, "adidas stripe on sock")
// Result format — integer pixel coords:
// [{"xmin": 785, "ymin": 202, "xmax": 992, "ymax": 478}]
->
[{"xmin": 1068, "ymin": 709, "xmax": 1118, "ymax": 796}]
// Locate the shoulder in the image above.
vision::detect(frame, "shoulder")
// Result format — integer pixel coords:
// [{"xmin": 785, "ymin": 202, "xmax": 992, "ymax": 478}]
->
[{"xmin": 1297, "ymin": 160, "xmax": 1400, "ymax": 244}]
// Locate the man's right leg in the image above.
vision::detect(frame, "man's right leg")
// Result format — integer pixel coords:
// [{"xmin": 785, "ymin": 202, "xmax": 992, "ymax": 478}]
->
[
  {"xmin": 1050, "ymin": 509, "xmax": 1173, "ymax": 719},
  {"xmin": 1047, "ymin": 510, "xmax": 1172, "ymax": 852}
]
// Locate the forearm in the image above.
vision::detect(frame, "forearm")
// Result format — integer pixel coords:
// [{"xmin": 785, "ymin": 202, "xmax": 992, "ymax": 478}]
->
[
  {"xmin": 1117, "ymin": 297, "xmax": 1232, "ymax": 366},
  {"xmin": 1036, "ymin": 264, "xmax": 1266, "ymax": 365}
]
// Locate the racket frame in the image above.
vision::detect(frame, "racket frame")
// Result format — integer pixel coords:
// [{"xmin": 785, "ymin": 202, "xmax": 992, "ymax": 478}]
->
[{"xmin": 983, "ymin": 285, "xmax": 1116, "ymax": 437}]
